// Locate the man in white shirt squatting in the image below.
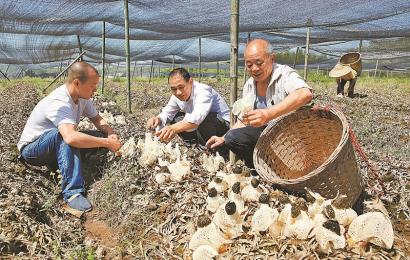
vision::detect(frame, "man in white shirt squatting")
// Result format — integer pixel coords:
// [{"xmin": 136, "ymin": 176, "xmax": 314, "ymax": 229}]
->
[
  {"xmin": 18, "ymin": 62, "xmax": 122, "ymax": 212},
  {"xmin": 147, "ymin": 68, "xmax": 230, "ymax": 153},
  {"xmin": 206, "ymin": 39, "xmax": 313, "ymax": 170}
]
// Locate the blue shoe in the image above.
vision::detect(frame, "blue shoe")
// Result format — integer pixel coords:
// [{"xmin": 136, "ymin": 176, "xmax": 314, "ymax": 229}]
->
[{"xmin": 66, "ymin": 193, "xmax": 92, "ymax": 212}]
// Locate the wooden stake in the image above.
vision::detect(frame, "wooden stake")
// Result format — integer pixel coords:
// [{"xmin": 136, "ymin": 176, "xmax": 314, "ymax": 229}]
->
[
  {"xmin": 229, "ymin": 0, "xmax": 239, "ymax": 164},
  {"xmin": 101, "ymin": 21, "xmax": 106, "ymax": 94},
  {"xmin": 77, "ymin": 35, "xmax": 83, "ymax": 61},
  {"xmin": 198, "ymin": 37, "xmax": 202, "ymax": 82},
  {"xmin": 124, "ymin": 0, "xmax": 131, "ymax": 113}
]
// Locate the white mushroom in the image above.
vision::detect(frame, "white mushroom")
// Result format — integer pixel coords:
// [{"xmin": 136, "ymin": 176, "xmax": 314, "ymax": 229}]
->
[
  {"xmin": 118, "ymin": 137, "xmax": 137, "ymax": 158},
  {"xmin": 154, "ymin": 172, "xmax": 170, "ymax": 185},
  {"xmin": 206, "ymin": 188, "xmax": 225, "ymax": 213},
  {"xmin": 202, "ymin": 153, "xmax": 225, "ymax": 173},
  {"xmin": 315, "ymin": 219, "xmax": 346, "ymax": 254},
  {"xmin": 189, "ymin": 215, "xmax": 230, "ymax": 252},
  {"xmin": 208, "ymin": 177, "xmax": 228, "ymax": 194},
  {"xmin": 282, "ymin": 202, "xmax": 314, "ymax": 240},
  {"xmin": 241, "ymin": 178, "xmax": 262, "ymax": 203},
  {"xmin": 227, "ymin": 182, "xmax": 246, "ymax": 214},
  {"xmin": 168, "ymin": 156, "xmax": 190, "ymax": 182},
  {"xmin": 251, "ymin": 194, "xmax": 279, "ymax": 234},
  {"xmin": 213, "ymin": 201, "xmax": 244, "ymax": 239},
  {"xmin": 347, "ymin": 211, "xmax": 394, "ymax": 249},
  {"xmin": 323, "ymin": 195, "xmax": 357, "ymax": 227},
  {"xmin": 232, "ymin": 94, "xmax": 255, "ymax": 120},
  {"xmin": 192, "ymin": 245, "xmax": 219, "ymax": 260}
]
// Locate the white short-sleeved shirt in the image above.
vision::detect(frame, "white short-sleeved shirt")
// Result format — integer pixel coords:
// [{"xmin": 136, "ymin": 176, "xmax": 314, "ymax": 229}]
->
[
  {"xmin": 158, "ymin": 81, "xmax": 230, "ymax": 127},
  {"xmin": 17, "ymin": 84, "xmax": 98, "ymax": 151},
  {"xmin": 243, "ymin": 63, "xmax": 312, "ymax": 107}
]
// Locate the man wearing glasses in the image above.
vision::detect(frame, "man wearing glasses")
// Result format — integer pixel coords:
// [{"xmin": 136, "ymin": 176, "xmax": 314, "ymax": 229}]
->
[
  {"xmin": 206, "ymin": 38, "xmax": 313, "ymax": 169},
  {"xmin": 147, "ymin": 68, "xmax": 230, "ymax": 152}
]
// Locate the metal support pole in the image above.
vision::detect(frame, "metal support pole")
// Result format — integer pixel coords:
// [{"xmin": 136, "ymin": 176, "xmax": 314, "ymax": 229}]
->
[
  {"xmin": 229, "ymin": 0, "xmax": 239, "ymax": 164},
  {"xmin": 114, "ymin": 63, "xmax": 119, "ymax": 79},
  {"xmin": 124, "ymin": 0, "xmax": 131, "ymax": 113},
  {"xmin": 359, "ymin": 40, "xmax": 363, "ymax": 53},
  {"xmin": 149, "ymin": 60, "xmax": 154, "ymax": 83},
  {"xmin": 293, "ymin": 47, "xmax": 299, "ymax": 69},
  {"xmin": 77, "ymin": 35, "xmax": 83, "ymax": 61},
  {"xmin": 158, "ymin": 64, "xmax": 161, "ymax": 77},
  {"xmin": 132, "ymin": 61, "xmax": 137, "ymax": 78},
  {"xmin": 198, "ymin": 37, "xmax": 202, "ymax": 82},
  {"xmin": 172, "ymin": 55, "xmax": 175, "ymax": 69},
  {"xmin": 0, "ymin": 68, "xmax": 10, "ymax": 81},
  {"xmin": 43, "ymin": 51, "xmax": 86, "ymax": 92},
  {"xmin": 140, "ymin": 66, "xmax": 143, "ymax": 77},
  {"xmin": 303, "ymin": 19, "xmax": 312, "ymax": 81},
  {"xmin": 101, "ymin": 21, "xmax": 106, "ymax": 94},
  {"xmin": 5, "ymin": 64, "xmax": 10, "ymax": 74},
  {"xmin": 374, "ymin": 59, "xmax": 379, "ymax": 78}
]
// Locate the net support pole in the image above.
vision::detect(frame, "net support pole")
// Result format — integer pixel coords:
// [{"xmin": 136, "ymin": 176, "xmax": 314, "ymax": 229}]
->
[
  {"xmin": 359, "ymin": 40, "xmax": 363, "ymax": 53},
  {"xmin": 101, "ymin": 21, "xmax": 106, "ymax": 94},
  {"xmin": 243, "ymin": 32, "xmax": 251, "ymax": 84},
  {"xmin": 303, "ymin": 19, "xmax": 312, "ymax": 81},
  {"xmin": 132, "ymin": 61, "xmax": 137, "ymax": 78},
  {"xmin": 0, "ymin": 68, "xmax": 10, "ymax": 81},
  {"xmin": 149, "ymin": 60, "xmax": 154, "ymax": 83},
  {"xmin": 124, "ymin": 0, "xmax": 131, "ymax": 113},
  {"xmin": 217, "ymin": 61, "xmax": 220, "ymax": 76},
  {"xmin": 293, "ymin": 47, "xmax": 299, "ymax": 69},
  {"xmin": 114, "ymin": 63, "xmax": 119, "ymax": 79},
  {"xmin": 374, "ymin": 59, "xmax": 379, "ymax": 78},
  {"xmin": 198, "ymin": 37, "xmax": 202, "ymax": 82},
  {"xmin": 77, "ymin": 35, "xmax": 84, "ymax": 61},
  {"xmin": 172, "ymin": 55, "xmax": 175, "ymax": 69},
  {"xmin": 229, "ymin": 0, "xmax": 239, "ymax": 164},
  {"xmin": 158, "ymin": 64, "xmax": 161, "ymax": 77},
  {"xmin": 140, "ymin": 66, "xmax": 143, "ymax": 77},
  {"xmin": 43, "ymin": 51, "xmax": 86, "ymax": 92}
]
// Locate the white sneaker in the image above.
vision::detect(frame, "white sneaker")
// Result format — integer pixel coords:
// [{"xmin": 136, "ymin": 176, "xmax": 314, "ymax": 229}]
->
[{"xmin": 336, "ymin": 93, "xmax": 344, "ymax": 98}]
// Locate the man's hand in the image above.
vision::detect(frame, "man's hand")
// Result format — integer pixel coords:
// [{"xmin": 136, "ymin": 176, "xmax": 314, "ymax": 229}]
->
[
  {"xmin": 107, "ymin": 135, "xmax": 122, "ymax": 153},
  {"xmin": 147, "ymin": 117, "xmax": 161, "ymax": 130},
  {"xmin": 155, "ymin": 126, "xmax": 176, "ymax": 142},
  {"xmin": 243, "ymin": 109, "xmax": 271, "ymax": 127},
  {"xmin": 206, "ymin": 136, "xmax": 225, "ymax": 149}
]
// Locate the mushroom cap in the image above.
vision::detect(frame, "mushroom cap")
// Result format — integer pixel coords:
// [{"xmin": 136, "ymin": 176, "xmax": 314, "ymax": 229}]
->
[
  {"xmin": 259, "ymin": 193, "xmax": 270, "ymax": 204},
  {"xmin": 322, "ymin": 219, "xmax": 341, "ymax": 235},
  {"xmin": 232, "ymin": 165, "xmax": 242, "ymax": 174},
  {"xmin": 278, "ymin": 193, "xmax": 291, "ymax": 205},
  {"xmin": 225, "ymin": 201, "xmax": 237, "ymax": 215},
  {"xmin": 251, "ymin": 178, "xmax": 260, "ymax": 188},
  {"xmin": 214, "ymin": 177, "xmax": 223, "ymax": 184},
  {"xmin": 290, "ymin": 203, "xmax": 301, "ymax": 218},
  {"xmin": 323, "ymin": 204, "xmax": 336, "ymax": 219},
  {"xmin": 208, "ymin": 187, "xmax": 218, "ymax": 198},
  {"xmin": 242, "ymin": 166, "xmax": 251, "ymax": 177},
  {"xmin": 232, "ymin": 182, "xmax": 241, "ymax": 194},
  {"xmin": 197, "ymin": 215, "xmax": 212, "ymax": 228}
]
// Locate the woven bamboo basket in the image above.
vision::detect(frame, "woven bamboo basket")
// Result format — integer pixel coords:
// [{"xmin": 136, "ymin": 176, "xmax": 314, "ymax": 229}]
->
[
  {"xmin": 253, "ymin": 106, "xmax": 362, "ymax": 207},
  {"xmin": 340, "ymin": 52, "xmax": 362, "ymax": 76}
]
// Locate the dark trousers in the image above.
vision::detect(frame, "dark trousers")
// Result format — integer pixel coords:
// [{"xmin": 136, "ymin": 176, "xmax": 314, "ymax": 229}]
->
[
  {"xmin": 224, "ymin": 125, "xmax": 266, "ymax": 169},
  {"xmin": 172, "ymin": 112, "xmax": 230, "ymax": 146},
  {"xmin": 337, "ymin": 78, "xmax": 357, "ymax": 98}
]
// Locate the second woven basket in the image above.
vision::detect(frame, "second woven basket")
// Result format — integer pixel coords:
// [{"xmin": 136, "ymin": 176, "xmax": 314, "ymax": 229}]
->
[{"xmin": 253, "ymin": 106, "xmax": 362, "ymax": 207}]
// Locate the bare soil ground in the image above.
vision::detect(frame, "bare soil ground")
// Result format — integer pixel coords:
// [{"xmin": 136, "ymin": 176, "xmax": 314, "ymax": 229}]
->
[{"xmin": 0, "ymin": 75, "xmax": 409, "ymax": 259}]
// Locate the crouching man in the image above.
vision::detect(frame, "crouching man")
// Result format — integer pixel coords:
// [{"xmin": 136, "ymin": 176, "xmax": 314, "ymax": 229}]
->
[
  {"xmin": 17, "ymin": 61, "xmax": 122, "ymax": 212},
  {"xmin": 147, "ymin": 68, "xmax": 230, "ymax": 154}
]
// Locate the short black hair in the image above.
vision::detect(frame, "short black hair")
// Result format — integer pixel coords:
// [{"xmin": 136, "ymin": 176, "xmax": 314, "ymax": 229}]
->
[
  {"xmin": 67, "ymin": 61, "xmax": 99, "ymax": 83},
  {"xmin": 168, "ymin": 68, "xmax": 190, "ymax": 83}
]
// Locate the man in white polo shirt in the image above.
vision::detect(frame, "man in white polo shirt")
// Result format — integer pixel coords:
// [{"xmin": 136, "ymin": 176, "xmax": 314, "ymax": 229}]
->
[
  {"xmin": 147, "ymin": 68, "xmax": 230, "ymax": 151},
  {"xmin": 206, "ymin": 39, "xmax": 313, "ymax": 169},
  {"xmin": 18, "ymin": 61, "xmax": 122, "ymax": 212}
]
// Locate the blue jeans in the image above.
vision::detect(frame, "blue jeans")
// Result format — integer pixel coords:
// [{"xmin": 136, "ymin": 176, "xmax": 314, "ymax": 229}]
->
[{"xmin": 20, "ymin": 128, "xmax": 84, "ymax": 201}]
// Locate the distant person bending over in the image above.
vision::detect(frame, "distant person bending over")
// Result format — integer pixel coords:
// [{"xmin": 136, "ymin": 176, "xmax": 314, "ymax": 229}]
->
[
  {"xmin": 18, "ymin": 61, "xmax": 122, "ymax": 212},
  {"xmin": 206, "ymin": 38, "xmax": 313, "ymax": 169},
  {"xmin": 147, "ymin": 68, "xmax": 230, "ymax": 153}
]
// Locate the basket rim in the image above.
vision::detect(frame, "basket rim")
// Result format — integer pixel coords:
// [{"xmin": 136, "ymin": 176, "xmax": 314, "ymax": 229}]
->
[{"xmin": 253, "ymin": 106, "xmax": 350, "ymax": 184}]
